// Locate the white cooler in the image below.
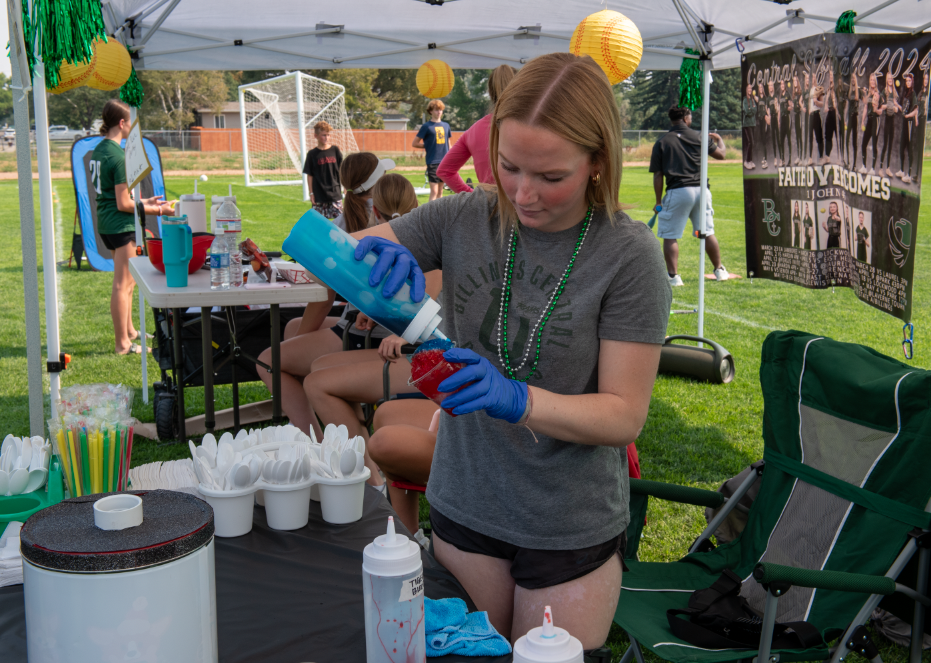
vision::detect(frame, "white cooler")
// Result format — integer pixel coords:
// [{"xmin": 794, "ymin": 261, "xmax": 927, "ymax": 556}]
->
[{"xmin": 21, "ymin": 490, "xmax": 218, "ymax": 663}]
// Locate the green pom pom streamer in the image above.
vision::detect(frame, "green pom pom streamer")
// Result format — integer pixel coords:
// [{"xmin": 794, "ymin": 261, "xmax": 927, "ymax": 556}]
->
[
  {"xmin": 835, "ymin": 10, "xmax": 857, "ymax": 34},
  {"xmin": 26, "ymin": 0, "xmax": 107, "ymax": 89},
  {"xmin": 679, "ymin": 49, "xmax": 703, "ymax": 111},
  {"xmin": 120, "ymin": 66, "xmax": 145, "ymax": 108}
]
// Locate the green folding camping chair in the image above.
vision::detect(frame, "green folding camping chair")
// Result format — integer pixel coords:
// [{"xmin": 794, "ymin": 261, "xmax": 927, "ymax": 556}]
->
[{"xmin": 616, "ymin": 330, "xmax": 931, "ymax": 663}]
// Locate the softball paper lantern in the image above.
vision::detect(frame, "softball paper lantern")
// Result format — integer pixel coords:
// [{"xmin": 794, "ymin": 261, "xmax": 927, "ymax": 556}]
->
[
  {"xmin": 49, "ymin": 53, "xmax": 98, "ymax": 95},
  {"xmin": 87, "ymin": 38, "xmax": 132, "ymax": 91},
  {"xmin": 570, "ymin": 10, "xmax": 643, "ymax": 85},
  {"xmin": 416, "ymin": 60, "xmax": 455, "ymax": 98}
]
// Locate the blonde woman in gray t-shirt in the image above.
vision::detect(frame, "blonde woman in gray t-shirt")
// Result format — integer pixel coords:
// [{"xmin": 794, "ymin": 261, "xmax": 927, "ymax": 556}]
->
[{"xmin": 348, "ymin": 53, "xmax": 671, "ymax": 648}]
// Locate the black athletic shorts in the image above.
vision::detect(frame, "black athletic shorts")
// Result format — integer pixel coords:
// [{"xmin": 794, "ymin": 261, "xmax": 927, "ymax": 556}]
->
[
  {"xmin": 430, "ymin": 507, "xmax": 627, "ymax": 590},
  {"xmin": 426, "ymin": 163, "xmax": 442, "ymax": 184},
  {"xmin": 330, "ymin": 325, "xmax": 385, "ymax": 351},
  {"xmin": 100, "ymin": 231, "xmax": 136, "ymax": 251}
]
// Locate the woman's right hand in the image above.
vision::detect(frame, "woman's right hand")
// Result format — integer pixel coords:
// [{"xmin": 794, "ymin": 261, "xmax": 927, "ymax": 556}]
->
[
  {"xmin": 353, "ymin": 236, "xmax": 426, "ymax": 302},
  {"xmin": 377, "ymin": 335, "xmax": 405, "ymax": 363}
]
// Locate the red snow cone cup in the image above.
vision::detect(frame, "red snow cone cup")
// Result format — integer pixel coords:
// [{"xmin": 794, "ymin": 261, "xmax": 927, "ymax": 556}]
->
[{"xmin": 409, "ymin": 349, "xmax": 464, "ymax": 416}]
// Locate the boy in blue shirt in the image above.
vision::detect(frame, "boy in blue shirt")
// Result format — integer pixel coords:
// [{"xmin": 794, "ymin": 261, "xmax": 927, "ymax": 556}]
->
[{"xmin": 413, "ymin": 99, "xmax": 452, "ymax": 201}]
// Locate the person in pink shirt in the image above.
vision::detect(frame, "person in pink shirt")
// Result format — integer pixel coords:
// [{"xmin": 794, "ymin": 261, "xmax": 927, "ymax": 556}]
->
[{"xmin": 438, "ymin": 64, "xmax": 517, "ymax": 193}]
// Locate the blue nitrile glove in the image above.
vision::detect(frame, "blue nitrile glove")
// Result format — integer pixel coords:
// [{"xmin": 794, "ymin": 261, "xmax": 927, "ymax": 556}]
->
[
  {"xmin": 354, "ymin": 236, "xmax": 426, "ymax": 302},
  {"xmin": 438, "ymin": 348, "xmax": 528, "ymax": 424}
]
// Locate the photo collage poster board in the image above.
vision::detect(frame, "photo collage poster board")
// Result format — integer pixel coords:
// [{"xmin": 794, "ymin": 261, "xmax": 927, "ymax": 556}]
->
[{"xmin": 742, "ymin": 33, "xmax": 931, "ymax": 322}]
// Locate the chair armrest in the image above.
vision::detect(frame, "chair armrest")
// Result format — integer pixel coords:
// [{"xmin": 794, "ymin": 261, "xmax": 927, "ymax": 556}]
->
[
  {"xmin": 629, "ymin": 478, "xmax": 725, "ymax": 509},
  {"xmin": 753, "ymin": 563, "xmax": 895, "ymax": 595}
]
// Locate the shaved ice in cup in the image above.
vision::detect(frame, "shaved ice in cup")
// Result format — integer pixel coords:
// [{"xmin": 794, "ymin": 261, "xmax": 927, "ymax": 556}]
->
[{"xmin": 409, "ymin": 339, "xmax": 464, "ymax": 416}]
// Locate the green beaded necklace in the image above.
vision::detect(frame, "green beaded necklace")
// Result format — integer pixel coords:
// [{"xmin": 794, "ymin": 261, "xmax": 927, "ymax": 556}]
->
[{"xmin": 496, "ymin": 205, "xmax": 594, "ymax": 382}]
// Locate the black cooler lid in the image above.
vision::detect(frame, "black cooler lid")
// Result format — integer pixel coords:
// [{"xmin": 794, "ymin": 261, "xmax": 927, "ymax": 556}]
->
[{"xmin": 20, "ymin": 490, "xmax": 214, "ymax": 573}]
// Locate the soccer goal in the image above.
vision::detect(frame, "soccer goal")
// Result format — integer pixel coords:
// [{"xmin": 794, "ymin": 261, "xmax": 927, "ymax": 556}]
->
[{"xmin": 239, "ymin": 71, "xmax": 358, "ymax": 200}]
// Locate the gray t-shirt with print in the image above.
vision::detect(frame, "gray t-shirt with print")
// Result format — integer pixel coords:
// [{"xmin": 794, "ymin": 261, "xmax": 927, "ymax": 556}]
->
[{"xmin": 390, "ymin": 190, "xmax": 671, "ymax": 550}]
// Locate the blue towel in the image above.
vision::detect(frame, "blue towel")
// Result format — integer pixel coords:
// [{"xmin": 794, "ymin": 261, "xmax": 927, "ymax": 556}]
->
[{"xmin": 425, "ymin": 597, "xmax": 512, "ymax": 658}]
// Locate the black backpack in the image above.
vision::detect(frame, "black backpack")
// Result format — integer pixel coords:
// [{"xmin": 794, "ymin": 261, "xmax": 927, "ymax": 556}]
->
[{"xmin": 667, "ymin": 569, "xmax": 824, "ymax": 650}]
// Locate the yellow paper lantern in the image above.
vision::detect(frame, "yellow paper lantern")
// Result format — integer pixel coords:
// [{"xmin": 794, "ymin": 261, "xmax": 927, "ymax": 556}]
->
[
  {"xmin": 416, "ymin": 59, "xmax": 455, "ymax": 99},
  {"xmin": 86, "ymin": 37, "xmax": 132, "ymax": 91},
  {"xmin": 570, "ymin": 9, "xmax": 643, "ymax": 85},
  {"xmin": 49, "ymin": 53, "xmax": 98, "ymax": 95}
]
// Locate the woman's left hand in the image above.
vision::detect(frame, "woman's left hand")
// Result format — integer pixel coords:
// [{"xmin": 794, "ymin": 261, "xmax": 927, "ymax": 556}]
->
[{"xmin": 438, "ymin": 348, "xmax": 528, "ymax": 424}]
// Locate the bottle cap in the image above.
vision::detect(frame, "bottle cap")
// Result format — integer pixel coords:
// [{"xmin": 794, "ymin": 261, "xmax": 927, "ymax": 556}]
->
[
  {"xmin": 362, "ymin": 516, "xmax": 422, "ymax": 576},
  {"xmin": 512, "ymin": 606, "xmax": 583, "ymax": 663},
  {"xmin": 401, "ymin": 297, "xmax": 443, "ymax": 344}
]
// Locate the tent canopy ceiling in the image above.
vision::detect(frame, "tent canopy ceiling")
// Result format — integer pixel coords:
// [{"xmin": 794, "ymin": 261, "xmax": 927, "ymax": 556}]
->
[{"xmin": 105, "ymin": 0, "xmax": 931, "ymax": 72}]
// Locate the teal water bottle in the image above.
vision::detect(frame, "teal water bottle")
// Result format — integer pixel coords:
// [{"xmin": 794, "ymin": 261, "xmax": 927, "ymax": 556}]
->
[
  {"xmin": 161, "ymin": 216, "xmax": 192, "ymax": 288},
  {"xmin": 283, "ymin": 209, "xmax": 446, "ymax": 343}
]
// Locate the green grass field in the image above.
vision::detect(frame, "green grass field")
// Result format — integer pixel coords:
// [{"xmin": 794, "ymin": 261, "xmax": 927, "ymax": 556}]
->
[{"xmin": 2, "ymin": 162, "xmax": 929, "ymax": 662}]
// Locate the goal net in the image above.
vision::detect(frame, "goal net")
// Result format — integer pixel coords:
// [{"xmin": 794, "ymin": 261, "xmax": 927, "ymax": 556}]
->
[{"xmin": 240, "ymin": 72, "xmax": 358, "ymax": 193}]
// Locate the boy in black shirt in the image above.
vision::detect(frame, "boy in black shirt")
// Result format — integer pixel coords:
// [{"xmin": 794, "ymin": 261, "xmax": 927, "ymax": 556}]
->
[{"xmin": 302, "ymin": 121, "xmax": 343, "ymax": 219}]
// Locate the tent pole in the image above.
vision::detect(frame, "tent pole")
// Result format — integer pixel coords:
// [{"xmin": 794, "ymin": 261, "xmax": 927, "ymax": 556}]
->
[
  {"xmin": 32, "ymin": 62, "xmax": 61, "ymax": 419},
  {"xmin": 131, "ymin": 107, "xmax": 149, "ymax": 404},
  {"xmin": 696, "ymin": 57, "xmax": 711, "ymax": 343},
  {"xmin": 9, "ymin": 25, "xmax": 45, "ymax": 436},
  {"xmin": 296, "ymin": 72, "xmax": 309, "ymax": 202},
  {"xmin": 239, "ymin": 86, "xmax": 251, "ymax": 188}
]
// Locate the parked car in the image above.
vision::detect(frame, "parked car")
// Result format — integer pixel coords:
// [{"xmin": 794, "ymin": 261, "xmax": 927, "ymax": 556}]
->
[{"xmin": 48, "ymin": 125, "xmax": 90, "ymax": 141}]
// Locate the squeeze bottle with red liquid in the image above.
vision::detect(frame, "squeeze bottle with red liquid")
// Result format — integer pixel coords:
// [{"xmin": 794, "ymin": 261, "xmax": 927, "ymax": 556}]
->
[
  {"xmin": 512, "ymin": 606, "xmax": 583, "ymax": 663},
  {"xmin": 283, "ymin": 209, "xmax": 446, "ymax": 344},
  {"xmin": 363, "ymin": 516, "xmax": 426, "ymax": 663}
]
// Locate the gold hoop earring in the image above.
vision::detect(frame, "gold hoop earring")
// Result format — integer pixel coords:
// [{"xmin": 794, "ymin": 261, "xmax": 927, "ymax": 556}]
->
[{"xmin": 591, "ymin": 173, "xmax": 602, "ymax": 186}]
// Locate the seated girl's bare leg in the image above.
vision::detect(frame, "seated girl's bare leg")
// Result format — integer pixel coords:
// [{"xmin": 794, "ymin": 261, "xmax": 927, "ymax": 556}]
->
[
  {"xmin": 512, "ymin": 554, "xmax": 622, "ymax": 648},
  {"xmin": 310, "ymin": 348, "xmax": 382, "ymax": 371},
  {"xmin": 256, "ymin": 327, "xmax": 343, "ymax": 438},
  {"xmin": 369, "ymin": 406, "xmax": 438, "ymax": 532},
  {"xmin": 304, "ymin": 359, "xmax": 418, "ymax": 485},
  {"xmin": 284, "ymin": 315, "xmax": 339, "ymax": 340},
  {"xmin": 433, "ymin": 536, "xmax": 516, "ymax": 639}
]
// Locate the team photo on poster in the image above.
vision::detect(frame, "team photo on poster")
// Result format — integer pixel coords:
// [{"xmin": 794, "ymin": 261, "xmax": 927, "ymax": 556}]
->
[{"xmin": 742, "ymin": 32, "xmax": 930, "ymax": 321}]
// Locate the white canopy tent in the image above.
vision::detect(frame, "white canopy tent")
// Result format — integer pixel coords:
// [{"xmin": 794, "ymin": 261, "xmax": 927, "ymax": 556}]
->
[{"xmin": 14, "ymin": 0, "xmax": 931, "ymax": 433}]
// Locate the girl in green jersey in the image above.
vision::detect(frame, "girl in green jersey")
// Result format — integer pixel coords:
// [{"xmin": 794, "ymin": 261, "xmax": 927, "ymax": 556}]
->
[{"xmin": 91, "ymin": 100, "xmax": 175, "ymax": 355}]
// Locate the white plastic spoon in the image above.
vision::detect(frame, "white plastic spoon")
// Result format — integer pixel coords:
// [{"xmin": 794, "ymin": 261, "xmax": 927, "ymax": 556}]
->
[
  {"xmin": 262, "ymin": 458, "xmax": 277, "ymax": 483},
  {"xmin": 18, "ymin": 438, "xmax": 32, "ymax": 471},
  {"xmin": 24, "ymin": 468, "xmax": 48, "ymax": 493},
  {"xmin": 232, "ymin": 463, "xmax": 252, "ymax": 489},
  {"xmin": 0, "ymin": 470, "xmax": 8, "ymax": 496},
  {"xmin": 352, "ymin": 451, "xmax": 365, "ymax": 478},
  {"xmin": 216, "ymin": 441, "xmax": 235, "ymax": 479},
  {"xmin": 340, "ymin": 448, "xmax": 356, "ymax": 477},
  {"xmin": 188, "ymin": 440, "xmax": 198, "ymax": 460},
  {"xmin": 276, "ymin": 460, "xmax": 292, "ymax": 484},
  {"xmin": 202, "ymin": 433, "xmax": 218, "ymax": 455},
  {"xmin": 9, "ymin": 468, "xmax": 29, "ymax": 496},
  {"xmin": 219, "ymin": 431, "xmax": 234, "ymax": 446}
]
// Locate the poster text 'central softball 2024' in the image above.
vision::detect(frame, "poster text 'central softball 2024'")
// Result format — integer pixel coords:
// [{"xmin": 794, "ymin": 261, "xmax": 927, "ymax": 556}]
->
[{"xmin": 742, "ymin": 33, "xmax": 930, "ymax": 322}]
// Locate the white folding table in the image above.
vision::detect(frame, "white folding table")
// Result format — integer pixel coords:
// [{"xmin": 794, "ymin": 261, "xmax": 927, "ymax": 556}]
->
[{"xmin": 129, "ymin": 257, "xmax": 328, "ymax": 440}]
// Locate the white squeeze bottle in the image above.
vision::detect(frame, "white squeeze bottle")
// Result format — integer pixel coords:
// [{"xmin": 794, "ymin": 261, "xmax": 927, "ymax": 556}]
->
[
  {"xmin": 217, "ymin": 189, "xmax": 242, "ymax": 287},
  {"xmin": 512, "ymin": 606, "xmax": 583, "ymax": 663},
  {"xmin": 362, "ymin": 516, "xmax": 426, "ymax": 663}
]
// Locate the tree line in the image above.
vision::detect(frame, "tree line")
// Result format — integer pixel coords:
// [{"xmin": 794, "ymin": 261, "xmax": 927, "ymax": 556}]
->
[{"xmin": 1, "ymin": 67, "xmax": 745, "ymax": 132}]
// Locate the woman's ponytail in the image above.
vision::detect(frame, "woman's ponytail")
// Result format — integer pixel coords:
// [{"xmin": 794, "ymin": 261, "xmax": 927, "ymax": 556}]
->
[
  {"xmin": 100, "ymin": 99, "xmax": 131, "ymax": 135},
  {"xmin": 339, "ymin": 153, "xmax": 380, "ymax": 233},
  {"xmin": 372, "ymin": 174, "xmax": 418, "ymax": 221}
]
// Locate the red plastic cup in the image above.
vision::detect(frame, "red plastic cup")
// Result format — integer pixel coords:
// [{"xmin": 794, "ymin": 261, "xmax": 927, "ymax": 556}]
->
[{"xmin": 409, "ymin": 358, "xmax": 465, "ymax": 416}]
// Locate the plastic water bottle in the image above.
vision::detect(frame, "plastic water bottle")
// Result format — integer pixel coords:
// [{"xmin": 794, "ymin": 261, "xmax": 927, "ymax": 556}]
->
[
  {"xmin": 512, "ymin": 606, "xmax": 583, "ymax": 663},
  {"xmin": 362, "ymin": 516, "xmax": 426, "ymax": 663},
  {"xmin": 217, "ymin": 198, "xmax": 242, "ymax": 287},
  {"xmin": 283, "ymin": 209, "xmax": 446, "ymax": 344},
  {"xmin": 210, "ymin": 232, "xmax": 230, "ymax": 291}
]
